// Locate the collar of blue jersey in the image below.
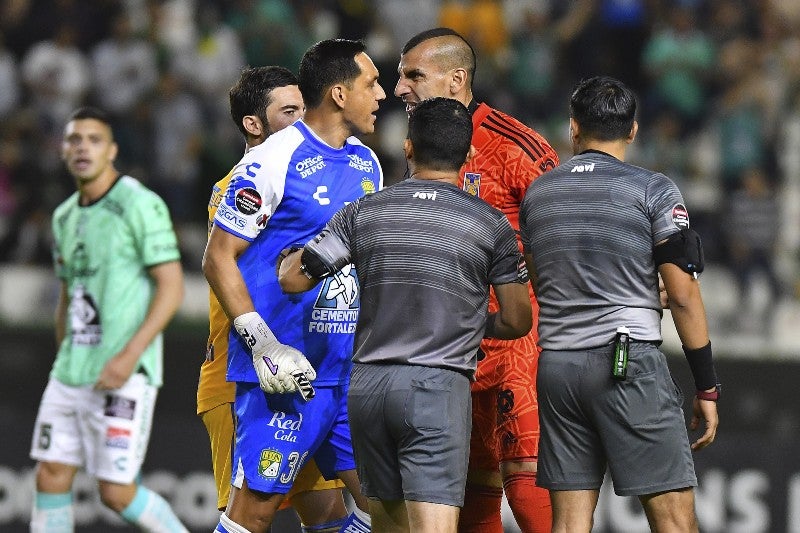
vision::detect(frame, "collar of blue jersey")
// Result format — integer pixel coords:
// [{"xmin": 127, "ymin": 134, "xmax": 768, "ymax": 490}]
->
[{"xmin": 467, "ymin": 99, "xmax": 479, "ymax": 115}]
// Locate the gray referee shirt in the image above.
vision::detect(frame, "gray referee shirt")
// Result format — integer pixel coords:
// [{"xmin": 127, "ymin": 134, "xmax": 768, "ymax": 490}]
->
[
  {"xmin": 321, "ymin": 178, "xmax": 525, "ymax": 378},
  {"xmin": 520, "ymin": 151, "xmax": 687, "ymax": 350}
]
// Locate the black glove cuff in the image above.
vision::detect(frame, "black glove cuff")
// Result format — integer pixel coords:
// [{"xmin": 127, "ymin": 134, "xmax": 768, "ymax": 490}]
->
[{"xmin": 683, "ymin": 341, "xmax": 717, "ymax": 391}]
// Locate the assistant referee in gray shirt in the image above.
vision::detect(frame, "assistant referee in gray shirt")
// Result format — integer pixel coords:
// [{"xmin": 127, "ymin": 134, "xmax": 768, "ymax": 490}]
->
[{"xmin": 519, "ymin": 76, "xmax": 720, "ymax": 533}]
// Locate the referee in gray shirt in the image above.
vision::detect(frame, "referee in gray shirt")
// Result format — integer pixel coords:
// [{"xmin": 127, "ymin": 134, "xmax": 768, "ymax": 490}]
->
[
  {"xmin": 519, "ymin": 76, "xmax": 719, "ymax": 533},
  {"xmin": 278, "ymin": 97, "xmax": 532, "ymax": 533}
]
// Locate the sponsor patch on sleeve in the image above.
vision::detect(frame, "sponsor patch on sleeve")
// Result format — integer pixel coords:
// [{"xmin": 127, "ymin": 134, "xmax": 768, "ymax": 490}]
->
[
  {"xmin": 235, "ymin": 187, "xmax": 262, "ymax": 215},
  {"xmin": 671, "ymin": 203, "xmax": 690, "ymax": 229}
]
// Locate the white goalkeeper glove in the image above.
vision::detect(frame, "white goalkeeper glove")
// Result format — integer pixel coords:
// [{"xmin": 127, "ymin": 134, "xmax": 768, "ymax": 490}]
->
[{"xmin": 233, "ymin": 312, "xmax": 316, "ymax": 400}]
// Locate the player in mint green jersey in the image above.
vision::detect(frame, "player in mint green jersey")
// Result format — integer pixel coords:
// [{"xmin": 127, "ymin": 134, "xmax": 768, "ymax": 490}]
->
[{"xmin": 29, "ymin": 107, "xmax": 188, "ymax": 533}]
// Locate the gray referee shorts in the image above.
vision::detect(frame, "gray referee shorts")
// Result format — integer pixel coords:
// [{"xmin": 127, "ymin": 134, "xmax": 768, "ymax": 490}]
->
[
  {"xmin": 348, "ymin": 363, "xmax": 472, "ymax": 506},
  {"xmin": 537, "ymin": 342, "xmax": 697, "ymax": 497}
]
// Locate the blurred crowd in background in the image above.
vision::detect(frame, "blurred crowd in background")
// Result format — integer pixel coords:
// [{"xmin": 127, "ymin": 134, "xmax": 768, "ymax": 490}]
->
[{"xmin": 0, "ymin": 0, "xmax": 798, "ymax": 334}]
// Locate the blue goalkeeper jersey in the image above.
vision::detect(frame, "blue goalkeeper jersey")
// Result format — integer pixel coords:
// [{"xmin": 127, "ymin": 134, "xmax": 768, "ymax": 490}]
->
[{"xmin": 213, "ymin": 120, "xmax": 382, "ymax": 386}]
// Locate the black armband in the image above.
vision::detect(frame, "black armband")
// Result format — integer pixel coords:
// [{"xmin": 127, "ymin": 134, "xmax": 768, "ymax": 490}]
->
[
  {"xmin": 300, "ymin": 230, "xmax": 351, "ymax": 279},
  {"xmin": 654, "ymin": 228, "xmax": 705, "ymax": 276},
  {"xmin": 683, "ymin": 342, "xmax": 717, "ymax": 391}
]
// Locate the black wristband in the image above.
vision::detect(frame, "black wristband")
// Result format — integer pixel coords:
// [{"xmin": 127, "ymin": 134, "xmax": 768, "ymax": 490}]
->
[{"xmin": 683, "ymin": 342, "xmax": 717, "ymax": 391}]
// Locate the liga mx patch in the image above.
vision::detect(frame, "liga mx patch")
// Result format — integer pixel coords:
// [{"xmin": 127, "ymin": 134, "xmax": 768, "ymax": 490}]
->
[
  {"xmin": 258, "ymin": 449, "xmax": 283, "ymax": 479},
  {"xmin": 464, "ymin": 172, "xmax": 481, "ymax": 196},
  {"xmin": 671, "ymin": 203, "xmax": 690, "ymax": 229}
]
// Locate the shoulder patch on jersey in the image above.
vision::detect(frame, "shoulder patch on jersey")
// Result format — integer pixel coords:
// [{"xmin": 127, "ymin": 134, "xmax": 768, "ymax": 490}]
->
[
  {"xmin": 235, "ymin": 187, "xmax": 262, "ymax": 215},
  {"xmin": 464, "ymin": 172, "xmax": 481, "ymax": 196},
  {"xmin": 361, "ymin": 177, "xmax": 376, "ymax": 195},
  {"xmin": 671, "ymin": 203, "xmax": 690, "ymax": 229}
]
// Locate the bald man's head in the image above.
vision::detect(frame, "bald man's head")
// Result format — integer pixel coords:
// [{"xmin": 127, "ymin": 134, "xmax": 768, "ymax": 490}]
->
[{"xmin": 401, "ymin": 28, "xmax": 476, "ymax": 88}]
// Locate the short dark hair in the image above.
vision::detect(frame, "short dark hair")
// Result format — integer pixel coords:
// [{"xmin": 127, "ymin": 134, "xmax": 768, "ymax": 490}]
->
[
  {"xmin": 229, "ymin": 66, "xmax": 298, "ymax": 137},
  {"xmin": 68, "ymin": 106, "xmax": 112, "ymax": 126},
  {"xmin": 408, "ymin": 97, "xmax": 472, "ymax": 171},
  {"xmin": 401, "ymin": 27, "xmax": 476, "ymax": 88},
  {"xmin": 299, "ymin": 39, "xmax": 366, "ymax": 109},
  {"xmin": 569, "ymin": 76, "xmax": 637, "ymax": 141}
]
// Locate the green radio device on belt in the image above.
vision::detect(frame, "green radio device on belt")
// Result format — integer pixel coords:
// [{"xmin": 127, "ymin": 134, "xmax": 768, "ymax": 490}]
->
[{"xmin": 612, "ymin": 326, "xmax": 630, "ymax": 380}]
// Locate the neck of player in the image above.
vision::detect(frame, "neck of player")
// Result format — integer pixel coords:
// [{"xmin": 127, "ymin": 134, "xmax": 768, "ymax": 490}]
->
[{"xmin": 409, "ymin": 169, "xmax": 460, "ymax": 185}]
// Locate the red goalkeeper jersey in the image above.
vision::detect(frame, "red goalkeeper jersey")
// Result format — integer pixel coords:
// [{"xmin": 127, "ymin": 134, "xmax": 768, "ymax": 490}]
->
[{"xmin": 462, "ymin": 102, "xmax": 558, "ymax": 390}]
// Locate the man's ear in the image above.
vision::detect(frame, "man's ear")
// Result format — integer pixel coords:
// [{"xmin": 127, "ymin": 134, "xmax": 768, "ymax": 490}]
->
[
  {"xmin": 569, "ymin": 117, "xmax": 579, "ymax": 143},
  {"xmin": 450, "ymin": 68, "xmax": 468, "ymax": 96},
  {"xmin": 243, "ymin": 115, "xmax": 264, "ymax": 137},
  {"xmin": 627, "ymin": 120, "xmax": 638, "ymax": 144},
  {"xmin": 331, "ymin": 85, "xmax": 346, "ymax": 110},
  {"xmin": 403, "ymin": 138, "xmax": 413, "ymax": 161},
  {"xmin": 464, "ymin": 144, "xmax": 477, "ymax": 165}
]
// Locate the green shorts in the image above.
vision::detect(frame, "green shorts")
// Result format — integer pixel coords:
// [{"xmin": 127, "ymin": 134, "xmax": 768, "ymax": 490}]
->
[{"xmin": 537, "ymin": 342, "xmax": 697, "ymax": 496}]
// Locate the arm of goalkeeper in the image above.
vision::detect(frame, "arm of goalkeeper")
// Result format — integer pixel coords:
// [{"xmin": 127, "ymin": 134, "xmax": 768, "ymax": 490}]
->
[{"xmin": 233, "ymin": 312, "xmax": 316, "ymax": 400}]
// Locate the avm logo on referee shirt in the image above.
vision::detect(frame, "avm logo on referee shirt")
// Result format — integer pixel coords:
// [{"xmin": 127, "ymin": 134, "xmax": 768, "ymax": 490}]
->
[
  {"xmin": 571, "ymin": 162, "xmax": 595, "ymax": 173},
  {"xmin": 412, "ymin": 190, "xmax": 437, "ymax": 200}
]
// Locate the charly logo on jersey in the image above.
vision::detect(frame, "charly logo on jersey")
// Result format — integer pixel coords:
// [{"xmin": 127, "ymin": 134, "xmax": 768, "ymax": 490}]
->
[
  {"xmin": 267, "ymin": 411, "xmax": 303, "ymax": 443},
  {"xmin": 258, "ymin": 449, "xmax": 283, "ymax": 479},
  {"xmin": 296, "ymin": 154, "xmax": 325, "ymax": 178},
  {"xmin": 348, "ymin": 154, "xmax": 375, "ymax": 173},
  {"xmin": 361, "ymin": 177, "xmax": 376, "ymax": 195},
  {"xmin": 70, "ymin": 283, "xmax": 102, "ymax": 346},
  {"xmin": 671, "ymin": 203, "xmax": 690, "ymax": 229},
  {"xmin": 313, "ymin": 186, "xmax": 330, "ymax": 206},
  {"xmin": 571, "ymin": 162, "xmax": 595, "ymax": 173},
  {"xmin": 464, "ymin": 172, "xmax": 481, "ymax": 196},
  {"xmin": 309, "ymin": 264, "xmax": 359, "ymax": 334}
]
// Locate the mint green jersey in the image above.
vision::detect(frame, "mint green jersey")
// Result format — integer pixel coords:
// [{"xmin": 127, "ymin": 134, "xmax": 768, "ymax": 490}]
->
[{"xmin": 51, "ymin": 176, "xmax": 180, "ymax": 387}]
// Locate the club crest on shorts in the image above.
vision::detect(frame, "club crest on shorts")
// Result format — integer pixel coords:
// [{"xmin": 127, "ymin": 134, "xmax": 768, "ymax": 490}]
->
[
  {"xmin": 258, "ymin": 449, "xmax": 283, "ymax": 479},
  {"xmin": 464, "ymin": 172, "xmax": 481, "ymax": 196}
]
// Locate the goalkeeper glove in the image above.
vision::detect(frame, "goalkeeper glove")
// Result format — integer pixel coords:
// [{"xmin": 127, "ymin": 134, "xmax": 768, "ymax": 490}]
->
[{"xmin": 233, "ymin": 312, "xmax": 316, "ymax": 400}]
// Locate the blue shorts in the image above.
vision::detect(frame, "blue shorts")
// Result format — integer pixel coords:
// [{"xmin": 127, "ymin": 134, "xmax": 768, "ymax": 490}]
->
[{"xmin": 232, "ymin": 382, "xmax": 355, "ymax": 494}]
